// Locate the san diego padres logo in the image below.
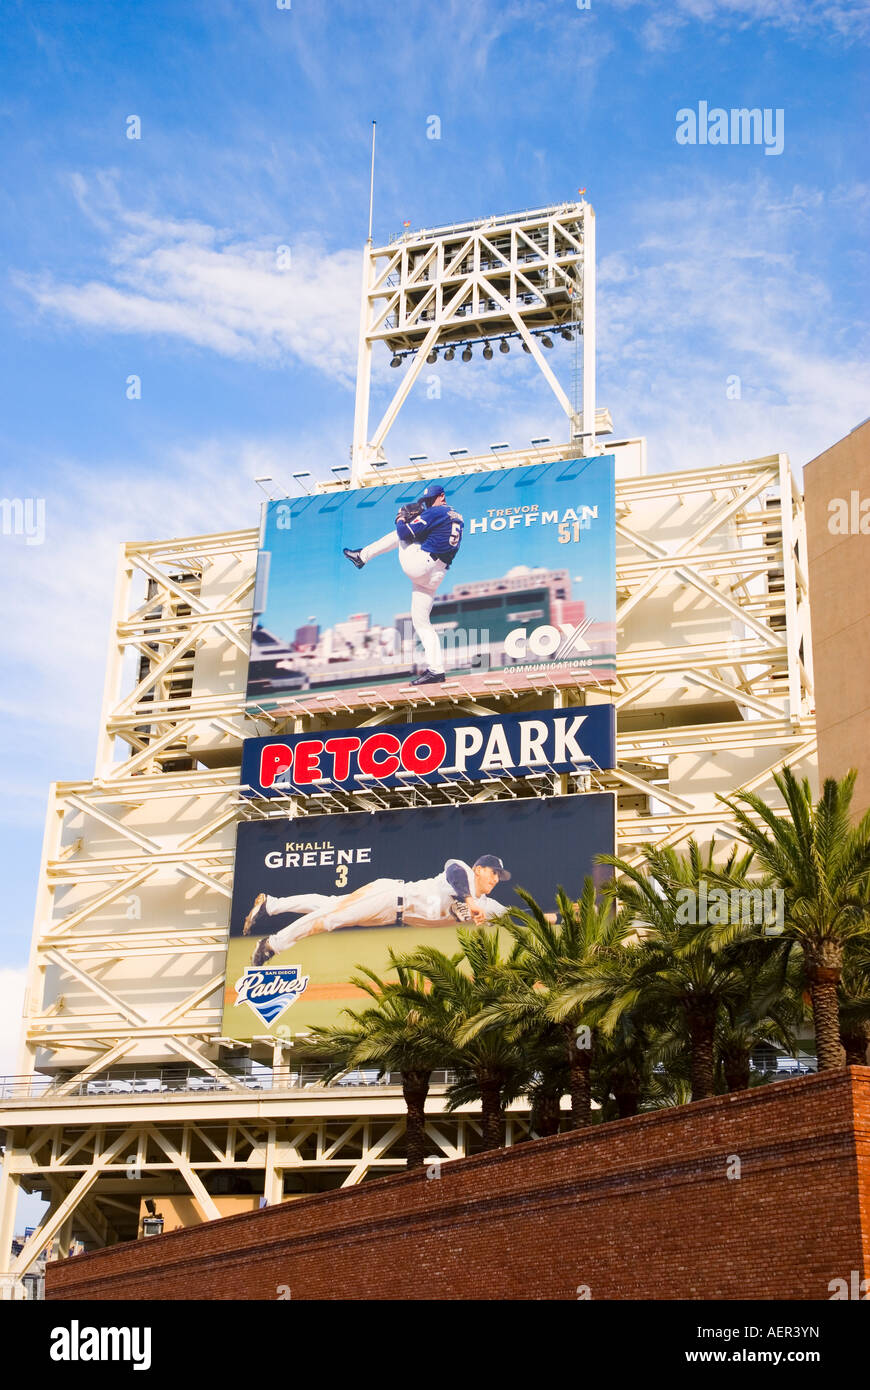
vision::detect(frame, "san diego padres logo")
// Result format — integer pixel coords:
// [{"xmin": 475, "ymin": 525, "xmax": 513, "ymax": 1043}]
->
[{"xmin": 233, "ymin": 967, "xmax": 309, "ymax": 1025}]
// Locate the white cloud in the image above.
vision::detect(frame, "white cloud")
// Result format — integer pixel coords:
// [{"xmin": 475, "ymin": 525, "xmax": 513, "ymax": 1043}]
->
[
  {"xmin": 613, "ymin": 0, "xmax": 870, "ymax": 48},
  {"xmin": 0, "ymin": 969, "xmax": 27, "ymax": 1076},
  {"xmin": 595, "ymin": 178, "xmax": 869, "ymax": 473},
  {"xmin": 0, "ymin": 433, "xmax": 346, "ymax": 744},
  {"xmin": 16, "ymin": 181, "xmax": 361, "ymax": 382}
]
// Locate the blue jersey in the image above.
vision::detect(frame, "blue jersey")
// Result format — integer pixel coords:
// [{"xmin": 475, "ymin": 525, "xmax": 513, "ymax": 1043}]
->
[{"xmin": 397, "ymin": 504, "xmax": 464, "ymax": 564}]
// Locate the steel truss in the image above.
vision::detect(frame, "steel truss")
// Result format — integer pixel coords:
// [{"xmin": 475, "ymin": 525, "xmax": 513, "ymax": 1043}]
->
[
  {"xmin": 0, "ymin": 1085, "xmax": 530, "ymax": 1290},
  {"xmin": 0, "ymin": 444, "xmax": 816, "ymax": 1290},
  {"xmin": 352, "ymin": 202, "xmax": 603, "ymax": 481}
]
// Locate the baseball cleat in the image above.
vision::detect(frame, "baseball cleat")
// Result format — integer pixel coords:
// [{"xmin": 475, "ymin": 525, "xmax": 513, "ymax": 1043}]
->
[
  {"xmin": 242, "ymin": 892, "xmax": 267, "ymax": 936},
  {"xmin": 251, "ymin": 936, "xmax": 275, "ymax": 967},
  {"xmin": 410, "ymin": 669, "xmax": 446, "ymax": 685},
  {"xmin": 343, "ymin": 548, "xmax": 365, "ymax": 570}
]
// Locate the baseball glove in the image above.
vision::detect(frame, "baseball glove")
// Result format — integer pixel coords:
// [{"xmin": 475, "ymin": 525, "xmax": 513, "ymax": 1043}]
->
[
  {"xmin": 396, "ymin": 499, "xmax": 425, "ymax": 525},
  {"xmin": 449, "ymin": 899, "xmax": 473, "ymax": 922}
]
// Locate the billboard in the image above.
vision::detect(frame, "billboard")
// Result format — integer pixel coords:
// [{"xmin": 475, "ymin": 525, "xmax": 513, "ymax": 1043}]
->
[
  {"xmin": 241, "ymin": 705, "xmax": 616, "ymax": 798},
  {"xmin": 222, "ymin": 794, "xmax": 615, "ymax": 1039},
  {"xmin": 247, "ymin": 456, "xmax": 616, "ymax": 712}
]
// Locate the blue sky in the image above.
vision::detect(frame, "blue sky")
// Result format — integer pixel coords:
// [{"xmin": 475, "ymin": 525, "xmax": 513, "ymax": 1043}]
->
[{"xmin": 0, "ymin": 0, "xmax": 868, "ymax": 1047}]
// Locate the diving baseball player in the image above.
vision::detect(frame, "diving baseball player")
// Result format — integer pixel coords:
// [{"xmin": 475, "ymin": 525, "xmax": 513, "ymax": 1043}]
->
[
  {"xmin": 243, "ymin": 854, "xmax": 510, "ymax": 965},
  {"xmin": 342, "ymin": 481, "xmax": 463, "ymax": 686}
]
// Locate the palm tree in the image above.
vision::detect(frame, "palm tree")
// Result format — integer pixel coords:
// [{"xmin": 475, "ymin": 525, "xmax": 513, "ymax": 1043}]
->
[
  {"xmin": 721, "ymin": 767, "xmax": 870, "ymax": 1071},
  {"xmin": 461, "ymin": 880, "xmax": 632, "ymax": 1128},
  {"xmin": 396, "ymin": 927, "xmax": 525, "ymax": 1152},
  {"xmin": 714, "ymin": 947, "xmax": 803, "ymax": 1092},
  {"xmin": 573, "ymin": 840, "xmax": 759, "ymax": 1101},
  {"xmin": 642, "ymin": 1072, "xmax": 694, "ymax": 1110},
  {"xmin": 591, "ymin": 1009, "xmax": 660, "ymax": 1119},
  {"xmin": 839, "ymin": 936, "xmax": 870, "ymax": 1066},
  {"xmin": 306, "ymin": 961, "xmax": 447, "ymax": 1169},
  {"xmin": 524, "ymin": 1034, "xmax": 570, "ymax": 1136}
]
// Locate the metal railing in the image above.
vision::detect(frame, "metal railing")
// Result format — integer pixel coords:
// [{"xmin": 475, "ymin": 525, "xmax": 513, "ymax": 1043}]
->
[
  {"xmin": 0, "ymin": 1056, "xmax": 818, "ymax": 1104},
  {"xmin": 0, "ymin": 1066, "xmax": 458, "ymax": 1102},
  {"xmin": 749, "ymin": 1051, "xmax": 817, "ymax": 1076}
]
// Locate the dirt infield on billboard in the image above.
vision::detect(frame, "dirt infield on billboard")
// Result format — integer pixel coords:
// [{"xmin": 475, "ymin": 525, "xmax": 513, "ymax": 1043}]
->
[
  {"xmin": 222, "ymin": 794, "xmax": 615, "ymax": 1039},
  {"xmin": 247, "ymin": 456, "xmax": 616, "ymax": 714}
]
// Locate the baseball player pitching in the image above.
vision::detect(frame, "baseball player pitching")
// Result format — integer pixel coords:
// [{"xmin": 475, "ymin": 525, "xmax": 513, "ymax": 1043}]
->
[
  {"xmin": 342, "ymin": 481, "xmax": 464, "ymax": 685},
  {"xmin": 243, "ymin": 854, "xmax": 510, "ymax": 965}
]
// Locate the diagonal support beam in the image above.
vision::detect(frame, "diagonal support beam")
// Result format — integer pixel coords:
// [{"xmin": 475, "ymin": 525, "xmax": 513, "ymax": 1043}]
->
[{"xmin": 12, "ymin": 1127, "xmax": 138, "ymax": 1275}]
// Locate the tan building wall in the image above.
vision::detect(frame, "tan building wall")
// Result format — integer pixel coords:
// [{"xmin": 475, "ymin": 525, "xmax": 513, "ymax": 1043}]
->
[
  {"xmin": 804, "ymin": 418, "xmax": 870, "ymax": 819},
  {"xmin": 137, "ymin": 1195, "xmax": 261, "ymax": 1236}
]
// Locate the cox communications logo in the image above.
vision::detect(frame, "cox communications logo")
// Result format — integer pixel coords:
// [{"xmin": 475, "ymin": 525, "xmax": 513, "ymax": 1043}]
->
[
  {"xmin": 505, "ymin": 618, "xmax": 593, "ymax": 663},
  {"xmin": 234, "ymin": 966, "xmax": 309, "ymax": 1026}
]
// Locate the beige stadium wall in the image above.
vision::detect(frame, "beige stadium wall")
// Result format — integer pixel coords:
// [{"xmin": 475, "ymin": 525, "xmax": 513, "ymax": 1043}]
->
[
  {"xmin": 23, "ymin": 444, "xmax": 816, "ymax": 1072},
  {"xmin": 804, "ymin": 418, "xmax": 870, "ymax": 821}
]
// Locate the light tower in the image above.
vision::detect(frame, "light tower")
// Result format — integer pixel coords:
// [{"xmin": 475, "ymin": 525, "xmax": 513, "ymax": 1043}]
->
[{"xmin": 351, "ymin": 201, "xmax": 608, "ymax": 484}]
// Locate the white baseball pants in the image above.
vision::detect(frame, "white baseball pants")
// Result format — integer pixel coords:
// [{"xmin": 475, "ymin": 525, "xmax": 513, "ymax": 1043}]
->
[
  {"xmin": 359, "ymin": 532, "xmax": 448, "ymax": 674},
  {"xmin": 266, "ymin": 879, "xmax": 403, "ymax": 951}
]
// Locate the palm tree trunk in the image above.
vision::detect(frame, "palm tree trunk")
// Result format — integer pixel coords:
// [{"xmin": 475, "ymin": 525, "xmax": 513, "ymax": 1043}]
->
[
  {"xmin": 478, "ymin": 1075, "xmax": 504, "ymax": 1151},
  {"xmin": 722, "ymin": 1047, "xmax": 751, "ymax": 1093},
  {"xmin": 531, "ymin": 1089, "xmax": 562, "ymax": 1137},
  {"xmin": 686, "ymin": 1003, "xmax": 717, "ymax": 1101},
  {"xmin": 563, "ymin": 1022, "xmax": 592, "ymax": 1128},
  {"xmin": 613, "ymin": 1083, "xmax": 641, "ymax": 1118},
  {"xmin": 401, "ymin": 1069, "xmax": 431, "ymax": 1169},
  {"xmin": 841, "ymin": 1021, "xmax": 870, "ymax": 1067},
  {"xmin": 806, "ymin": 945, "xmax": 845, "ymax": 1071}
]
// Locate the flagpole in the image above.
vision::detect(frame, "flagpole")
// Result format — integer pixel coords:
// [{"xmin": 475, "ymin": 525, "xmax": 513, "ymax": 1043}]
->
[{"xmin": 367, "ymin": 121, "xmax": 376, "ymax": 245}]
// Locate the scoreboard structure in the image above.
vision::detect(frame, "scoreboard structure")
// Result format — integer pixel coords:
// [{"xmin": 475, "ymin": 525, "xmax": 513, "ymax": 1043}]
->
[{"xmin": 0, "ymin": 203, "xmax": 817, "ymax": 1297}]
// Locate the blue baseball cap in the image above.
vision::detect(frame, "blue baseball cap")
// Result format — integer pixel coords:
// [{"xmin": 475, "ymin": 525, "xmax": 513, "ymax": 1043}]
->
[
  {"xmin": 474, "ymin": 855, "xmax": 511, "ymax": 881},
  {"xmin": 420, "ymin": 481, "xmax": 447, "ymax": 502}
]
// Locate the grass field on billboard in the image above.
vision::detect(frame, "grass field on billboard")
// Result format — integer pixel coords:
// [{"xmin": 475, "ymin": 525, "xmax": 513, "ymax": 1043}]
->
[{"xmin": 222, "ymin": 794, "xmax": 615, "ymax": 1040}]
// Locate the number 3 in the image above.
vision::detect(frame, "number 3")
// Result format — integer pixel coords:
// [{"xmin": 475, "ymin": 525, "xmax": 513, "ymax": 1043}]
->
[{"xmin": 335, "ymin": 864, "xmax": 348, "ymax": 888}]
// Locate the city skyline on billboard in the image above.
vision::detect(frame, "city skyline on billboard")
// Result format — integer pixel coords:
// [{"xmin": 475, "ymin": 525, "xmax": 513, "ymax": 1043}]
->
[
  {"xmin": 241, "ymin": 705, "xmax": 616, "ymax": 797},
  {"xmin": 222, "ymin": 794, "xmax": 616, "ymax": 1039},
  {"xmin": 247, "ymin": 456, "xmax": 616, "ymax": 712}
]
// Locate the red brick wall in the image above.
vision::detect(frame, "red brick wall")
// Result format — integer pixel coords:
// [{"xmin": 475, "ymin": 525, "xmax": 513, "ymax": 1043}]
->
[{"xmin": 47, "ymin": 1068, "xmax": 870, "ymax": 1301}]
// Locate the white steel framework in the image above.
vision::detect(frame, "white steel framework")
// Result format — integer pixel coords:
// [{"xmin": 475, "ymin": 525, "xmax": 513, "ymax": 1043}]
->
[
  {"xmin": 351, "ymin": 203, "xmax": 603, "ymax": 482},
  {"xmin": 0, "ymin": 442, "xmax": 816, "ymax": 1293}
]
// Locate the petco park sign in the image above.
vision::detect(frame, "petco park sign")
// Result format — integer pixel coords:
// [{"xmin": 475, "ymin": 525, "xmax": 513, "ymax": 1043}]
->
[{"xmin": 241, "ymin": 706, "xmax": 615, "ymax": 797}]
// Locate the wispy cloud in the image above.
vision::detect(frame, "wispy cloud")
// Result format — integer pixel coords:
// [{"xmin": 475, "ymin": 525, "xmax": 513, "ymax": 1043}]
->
[
  {"xmin": 613, "ymin": 0, "xmax": 870, "ymax": 49},
  {"xmin": 15, "ymin": 179, "xmax": 361, "ymax": 382},
  {"xmin": 596, "ymin": 177, "xmax": 869, "ymax": 472},
  {"xmin": 0, "ymin": 432, "xmax": 348, "ymax": 740}
]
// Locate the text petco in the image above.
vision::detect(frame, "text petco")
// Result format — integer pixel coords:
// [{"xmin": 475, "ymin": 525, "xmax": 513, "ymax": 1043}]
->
[{"xmin": 246, "ymin": 707, "xmax": 615, "ymax": 795}]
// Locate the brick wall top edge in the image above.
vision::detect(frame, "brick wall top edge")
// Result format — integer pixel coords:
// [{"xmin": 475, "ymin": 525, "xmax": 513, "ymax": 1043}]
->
[{"xmin": 46, "ymin": 1068, "xmax": 869, "ymax": 1290}]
